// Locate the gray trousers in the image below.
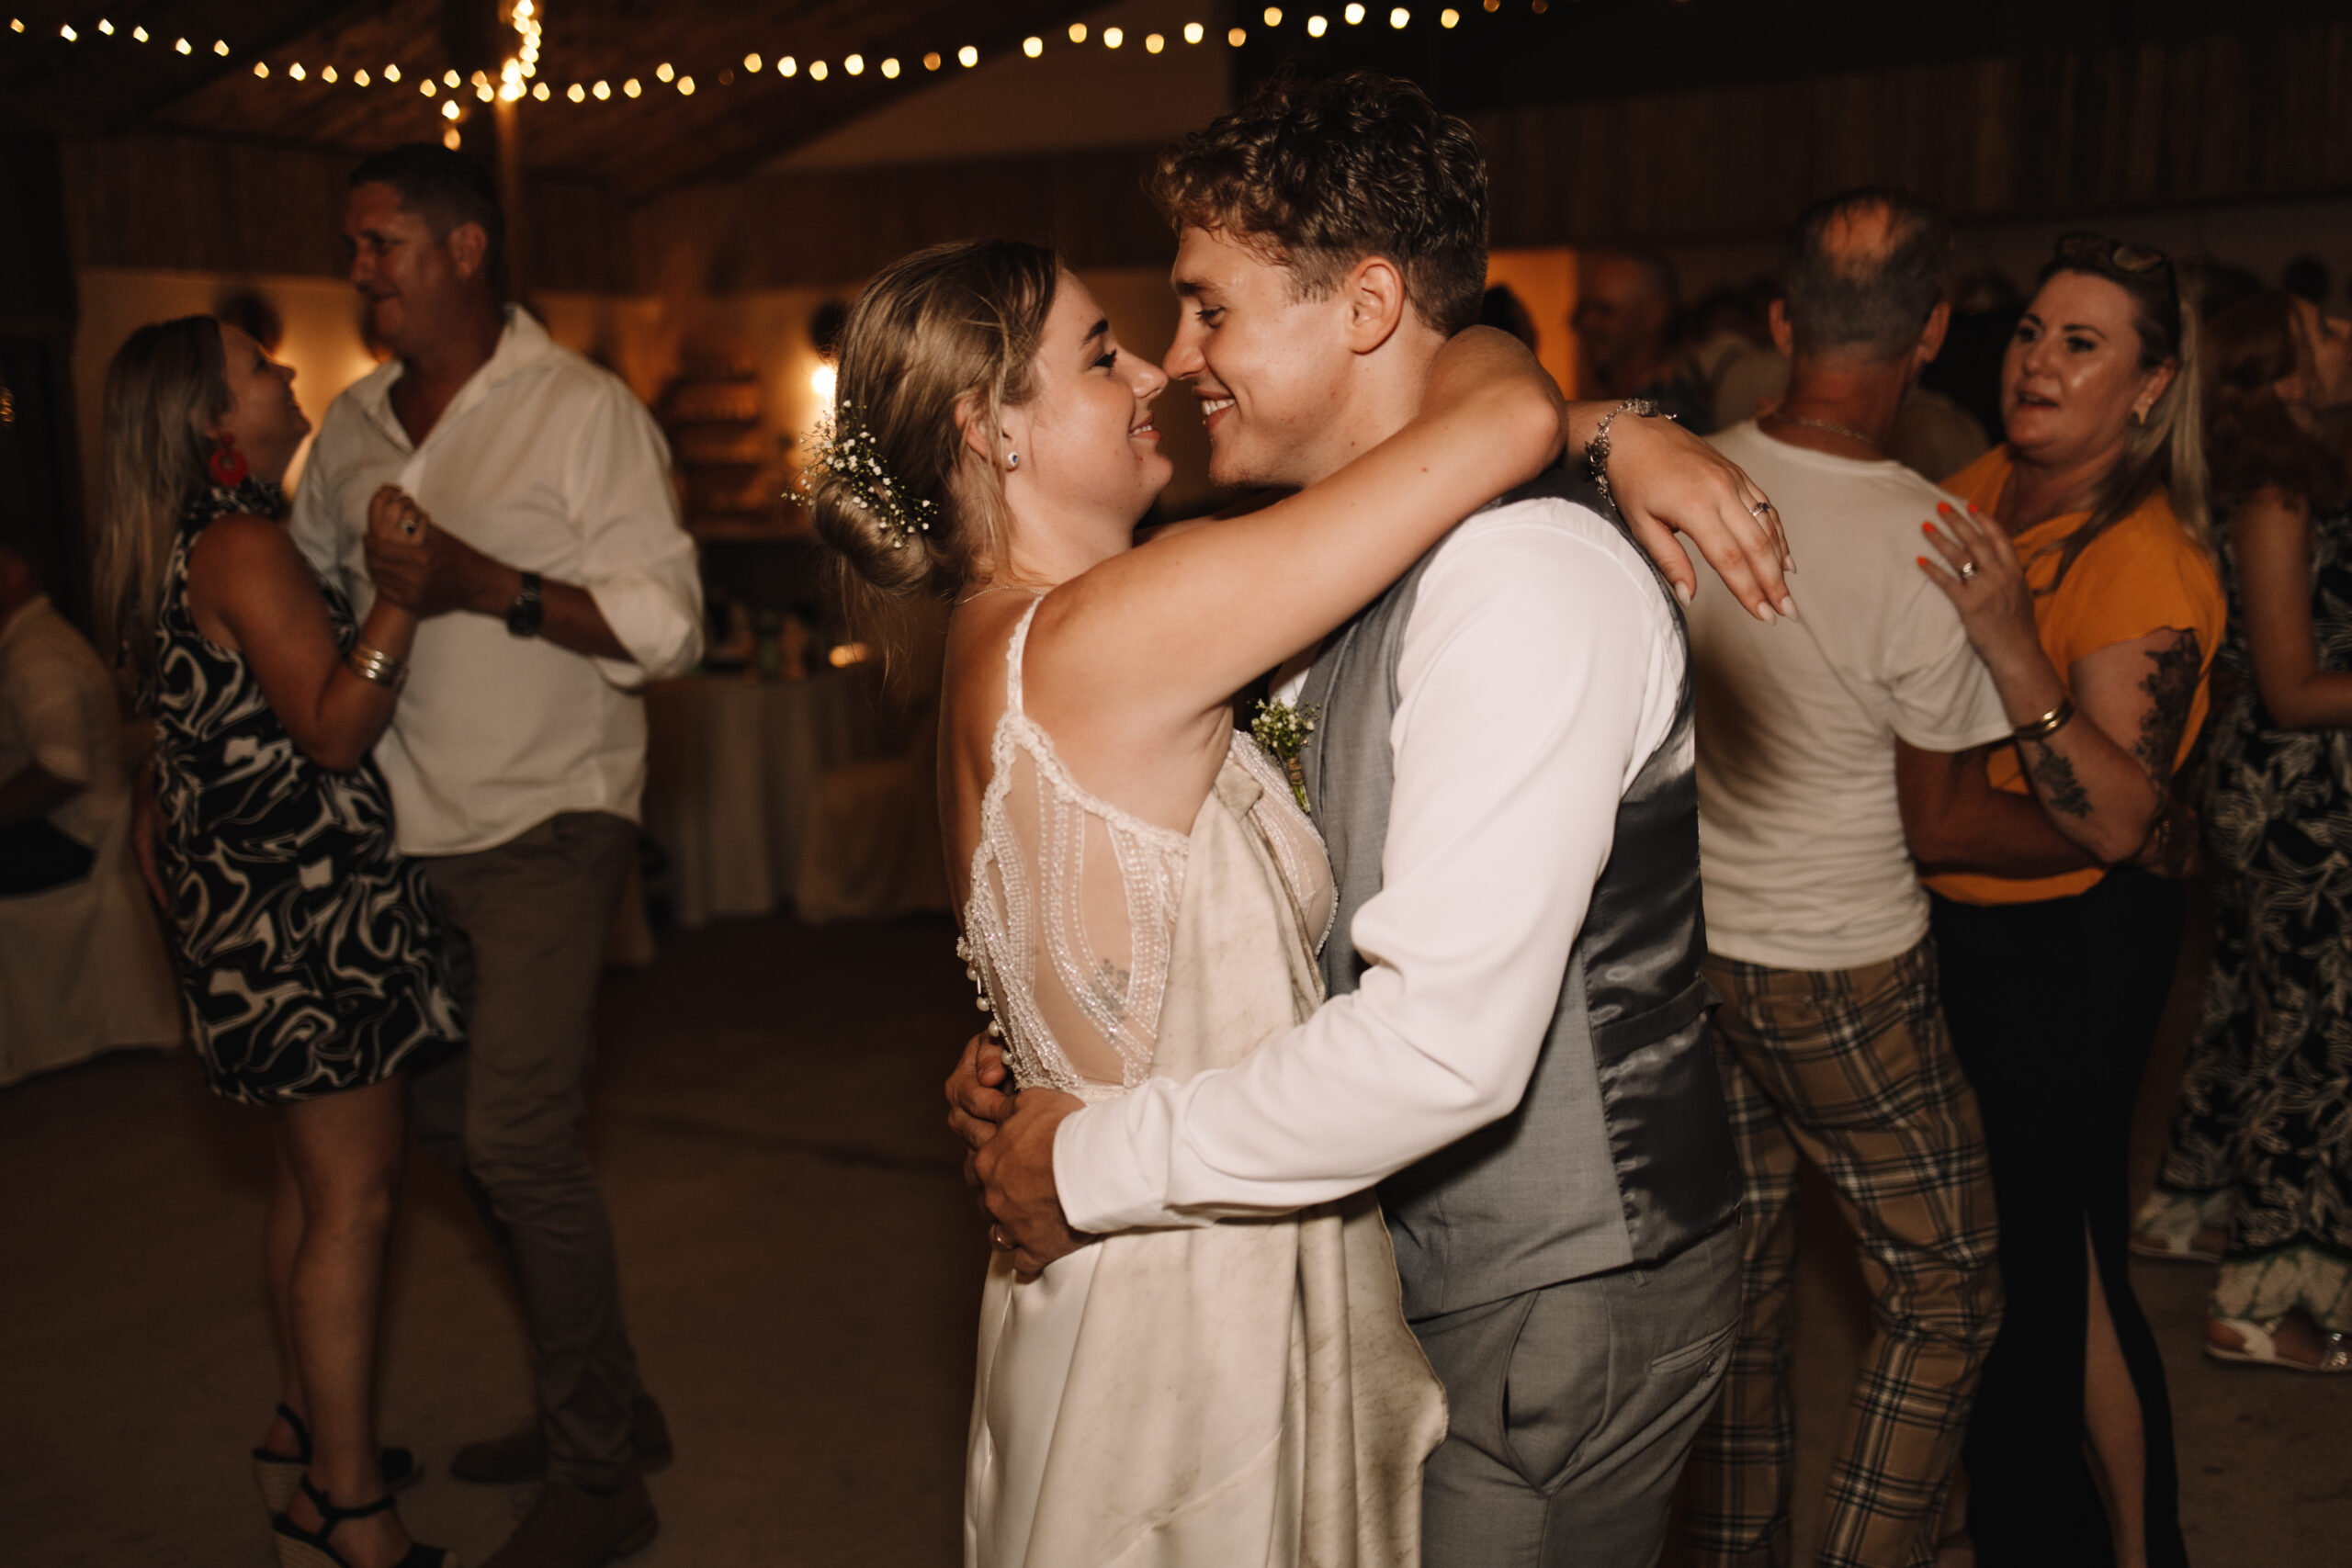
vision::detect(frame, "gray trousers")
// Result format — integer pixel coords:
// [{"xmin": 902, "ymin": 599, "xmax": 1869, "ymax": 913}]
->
[
  {"xmin": 413, "ymin": 810, "xmax": 649, "ymax": 1489},
  {"xmin": 1416, "ymin": 1222, "xmax": 1740, "ymax": 1567}
]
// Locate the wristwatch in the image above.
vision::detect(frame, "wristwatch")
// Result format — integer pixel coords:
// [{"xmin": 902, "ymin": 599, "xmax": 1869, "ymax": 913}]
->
[{"xmin": 504, "ymin": 570, "xmax": 545, "ymax": 638}]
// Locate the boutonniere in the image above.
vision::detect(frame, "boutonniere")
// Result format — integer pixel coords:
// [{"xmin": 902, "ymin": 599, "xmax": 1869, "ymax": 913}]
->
[{"xmin": 1250, "ymin": 698, "xmax": 1319, "ymax": 813}]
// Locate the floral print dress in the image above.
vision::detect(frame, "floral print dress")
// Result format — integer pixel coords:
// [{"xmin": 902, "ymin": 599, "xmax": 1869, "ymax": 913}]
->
[{"xmin": 2155, "ymin": 502, "xmax": 2352, "ymax": 1332}]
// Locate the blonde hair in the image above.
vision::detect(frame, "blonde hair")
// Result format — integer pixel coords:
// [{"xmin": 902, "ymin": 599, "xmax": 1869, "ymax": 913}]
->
[
  {"xmin": 2030, "ymin": 241, "xmax": 2211, "ymax": 587},
  {"xmin": 94, "ymin": 316, "xmax": 229, "ymax": 692},
  {"xmin": 806, "ymin": 241, "xmax": 1061, "ymax": 658}
]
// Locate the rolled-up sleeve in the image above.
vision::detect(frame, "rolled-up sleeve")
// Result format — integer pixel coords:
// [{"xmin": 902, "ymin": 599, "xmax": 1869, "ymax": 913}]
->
[
  {"xmin": 1054, "ymin": 506, "xmax": 1680, "ymax": 1234},
  {"xmin": 570, "ymin": 385, "xmax": 705, "ymax": 688}
]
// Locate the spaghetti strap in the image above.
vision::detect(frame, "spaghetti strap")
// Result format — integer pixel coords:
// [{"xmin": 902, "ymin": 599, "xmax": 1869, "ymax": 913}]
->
[{"xmin": 1003, "ymin": 598, "xmax": 1044, "ymax": 717}]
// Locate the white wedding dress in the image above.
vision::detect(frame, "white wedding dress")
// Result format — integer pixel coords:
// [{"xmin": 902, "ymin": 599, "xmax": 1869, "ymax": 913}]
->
[{"xmin": 959, "ymin": 601, "xmax": 1446, "ymax": 1568}]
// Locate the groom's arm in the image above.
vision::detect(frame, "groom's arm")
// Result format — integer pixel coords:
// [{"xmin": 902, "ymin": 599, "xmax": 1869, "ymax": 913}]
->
[{"xmin": 1045, "ymin": 507, "xmax": 1678, "ymax": 1231}]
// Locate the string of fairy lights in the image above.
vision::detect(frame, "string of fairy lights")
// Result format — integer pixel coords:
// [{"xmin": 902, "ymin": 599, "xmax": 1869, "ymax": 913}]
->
[{"xmin": 12, "ymin": 1, "xmax": 1554, "ymax": 141}]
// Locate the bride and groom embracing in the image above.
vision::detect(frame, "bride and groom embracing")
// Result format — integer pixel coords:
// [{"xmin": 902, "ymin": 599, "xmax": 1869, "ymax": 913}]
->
[{"xmin": 808, "ymin": 70, "xmax": 1791, "ymax": 1568}]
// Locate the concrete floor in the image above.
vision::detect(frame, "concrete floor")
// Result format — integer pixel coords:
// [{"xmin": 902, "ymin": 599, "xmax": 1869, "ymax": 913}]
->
[{"xmin": 3, "ymin": 912, "xmax": 2347, "ymax": 1566}]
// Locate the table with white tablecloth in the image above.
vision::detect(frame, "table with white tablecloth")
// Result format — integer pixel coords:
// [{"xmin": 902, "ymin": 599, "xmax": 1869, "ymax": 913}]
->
[{"xmin": 640, "ymin": 669, "xmax": 905, "ymax": 929}]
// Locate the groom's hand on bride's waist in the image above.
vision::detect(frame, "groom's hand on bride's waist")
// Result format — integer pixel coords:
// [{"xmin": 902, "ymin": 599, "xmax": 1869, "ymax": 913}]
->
[{"xmin": 975, "ymin": 1088, "xmax": 1090, "ymax": 1277}]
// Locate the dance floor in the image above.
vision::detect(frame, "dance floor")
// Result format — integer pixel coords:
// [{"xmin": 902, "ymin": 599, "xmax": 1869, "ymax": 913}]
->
[{"xmin": 4, "ymin": 913, "xmax": 2346, "ymax": 1565}]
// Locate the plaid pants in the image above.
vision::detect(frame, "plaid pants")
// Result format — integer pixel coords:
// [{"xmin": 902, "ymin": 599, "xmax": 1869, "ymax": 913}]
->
[{"xmin": 1680, "ymin": 939, "xmax": 2002, "ymax": 1568}]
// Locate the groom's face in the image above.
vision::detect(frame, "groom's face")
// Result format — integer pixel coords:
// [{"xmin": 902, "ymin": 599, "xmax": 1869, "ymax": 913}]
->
[{"xmin": 1164, "ymin": 226, "xmax": 1359, "ymax": 491}]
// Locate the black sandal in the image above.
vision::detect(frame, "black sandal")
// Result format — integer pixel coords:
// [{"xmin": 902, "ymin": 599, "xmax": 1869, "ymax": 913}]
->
[
  {"xmin": 252, "ymin": 1404, "xmax": 420, "ymax": 1513},
  {"xmin": 271, "ymin": 1475, "xmax": 453, "ymax": 1568}
]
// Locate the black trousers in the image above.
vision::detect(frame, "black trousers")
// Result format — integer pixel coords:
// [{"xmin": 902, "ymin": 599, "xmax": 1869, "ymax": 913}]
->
[{"xmin": 1929, "ymin": 868, "xmax": 2189, "ymax": 1568}]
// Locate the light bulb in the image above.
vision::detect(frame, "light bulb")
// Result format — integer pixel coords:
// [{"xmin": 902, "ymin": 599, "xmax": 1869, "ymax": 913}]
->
[
  {"xmin": 1441, "ymin": 6, "xmax": 1459, "ymax": 23},
  {"xmin": 568, "ymin": 83, "xmax": 584, "ymax": 101},
  {"xmin": 1345, "ymin": 4, "xmax": 1365, "ymax": 22},
  {"xmin": 322, "ymin": 64, "xmax": 337, "ymax": 82},
  {"xmin": 957, "ymin": 44, "xmax": 977, "ymax": 66},
  {"xmin": 253, "ymin": 62, "xmax": 268, "ymax": 78},
  {"xmin": 443, "ymin": 69, "xmax": 458, "ymax": 86},
  {"xmin": 844, "ymin": 53, "xmax": 863, "ymax": 74},
  {"xmin": 810, "ymin": 364, "xmax": 837, "ymax": 400},
  {"xmin": 1307, "ymin": 14, "xmax": 1328, "ymax": 35},
  {"xmin": 1264, "ymin": 6, "xmax": 1283, "ymax": 24},
  {"xmin": 594, "ymin": 79, "xmax": 611, "ymax": 97},
  {"xmin": 532, "ymin": 82, "xmax": 548, "ymax": 99},
  {"xmin": 1228, "ymin": 26, "xmax": 1248, "ymax": 43},
  {"xmin": 384, "ymin": 63, "xmax": 401, "ymax": 82},
  {"xmin": 1391, "ymin": 6, "xmax": 1410, "ymax": 25},
  {"xmin": 744, "ymin": 52, "xmax": 762, "ymax": 72},
  {"xmin": 289, "ymin": 62, "xmax": 305, "ymax": 80},
  {"xmin": 808, "ymin": 60, "xmax": 826, "ymax": 80},
  {"xmin": 1184, "ymin": 22, "xmax": 1204, "ymax": 42},
  {"xmin": 212, "ymin": 39, "xmax": 227, "ymax": 55},
  {"xmin": 442, "ymin": 99, "xmax": 460, "ymax": 119},
  {"xmin": 443, "ymin": 127, "xmax": 461, "ymax": 149},
  {"xmin": 174, "ymin": 36, "xmax": 189, "ymax": 53},
  {"xmin": 421, "ymin": 80, "xmax": 436, "ymax": 96},
  {"xmin": 777, "ymin": 58, "xmax": 796, "ymax": 77},
  {"xmin": 922, "ymin": 51, "xmax": 940, "ymax": 69},
  {"xmin": 1103, "ymin": 27, "xmax": 1123, "ymax": 47},
  {"xmin": 356, "ymin": 69, "xmax": 370, "ymax": 85},
  {"xmin": 1146, "ymin": 31, "xmax": 1165, "ymax": 51},
  {"xmin": 97, "ymin": 19, "xmax": 113, "ymax": 34},
  {"xmin": 624, "ymin": 77, "xmax": 641, "ymax": 96},
  {"xmin": 475, "ymin": 82, "xmax": 493, "ymax": 101},
  {"xmin": 1023, "ymin": 36, "xmax": 1042, "ymax": 57},
  {"xmin": 677, "ymin": 75, "xmax": 694, "ymax": 95},
  {"xmin": 656, "ymin": 62, "xmax": 673, "ymax": 83},
  {"xmin": 881, "ymin": 57, "xmax": 899, "ymax": 77},
  {"xmin": 1068, "ymin": 23, "xmax": 1087, "ymax": 41}
]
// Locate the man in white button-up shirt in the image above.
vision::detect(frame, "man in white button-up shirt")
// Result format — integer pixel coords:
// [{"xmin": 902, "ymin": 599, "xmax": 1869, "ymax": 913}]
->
[{"xmin": 290, "ymin": 145, "xmax": 698, "ymax": 1568}]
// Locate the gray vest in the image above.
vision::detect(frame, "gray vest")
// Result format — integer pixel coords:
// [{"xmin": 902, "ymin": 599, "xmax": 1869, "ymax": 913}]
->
[{"xmin": 1296, "ymin": 468, "xmax": 1738, "ymax": 1320}]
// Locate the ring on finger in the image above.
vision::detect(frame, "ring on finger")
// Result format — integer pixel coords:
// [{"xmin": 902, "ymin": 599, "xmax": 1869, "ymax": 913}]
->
[
  {"xmin": 1957, "ymin": 559, "xmax": 1980, "ymax": 581},
  {"xmin": 1749, "ymin": 500, "xmax": 1774, "ymax": 519}
]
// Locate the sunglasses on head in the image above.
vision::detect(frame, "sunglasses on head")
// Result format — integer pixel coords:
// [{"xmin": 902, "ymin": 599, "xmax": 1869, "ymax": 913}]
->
[{"xmin": 2054, "ymin": 231, "xmax": 2175, "ymax": 281}]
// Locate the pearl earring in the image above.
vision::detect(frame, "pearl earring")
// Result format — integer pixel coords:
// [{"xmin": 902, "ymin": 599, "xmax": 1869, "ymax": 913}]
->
[{"xmin": 1006, "ymin": 451, "xmax": 1020, "ymax": 469}]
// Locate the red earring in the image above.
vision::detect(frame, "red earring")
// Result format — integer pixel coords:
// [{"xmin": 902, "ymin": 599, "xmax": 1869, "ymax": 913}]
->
[{"xmin": 207, "ymin": 434, "xmax": 247, "ymax": 488}]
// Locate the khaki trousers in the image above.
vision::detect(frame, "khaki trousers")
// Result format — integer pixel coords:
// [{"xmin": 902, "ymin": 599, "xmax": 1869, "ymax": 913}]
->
[{"xmin": 412, "ymin": 810, "xmax": 649, "ymax": 1488}]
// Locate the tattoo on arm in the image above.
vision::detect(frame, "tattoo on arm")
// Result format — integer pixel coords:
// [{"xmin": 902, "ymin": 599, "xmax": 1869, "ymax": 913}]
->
[
  {"xmin": 2132, "ymin": 632, "xmax": 2202, "ymax": 787},
  {"xmin": 2025, "ymin": 741, "xmax": 2094, "ymax": 818}
]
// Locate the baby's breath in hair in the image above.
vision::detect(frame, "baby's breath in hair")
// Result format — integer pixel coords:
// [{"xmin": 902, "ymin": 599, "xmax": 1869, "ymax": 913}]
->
[{"xmin": 798, "ymin": 403, "xmax": 939, "ymax": 549}]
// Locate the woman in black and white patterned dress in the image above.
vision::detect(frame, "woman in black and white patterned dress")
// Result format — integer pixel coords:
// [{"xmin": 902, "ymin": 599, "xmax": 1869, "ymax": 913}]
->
[{"xmin": 96, "ymin": 316, "xmax": 458, "ymax": 1568}]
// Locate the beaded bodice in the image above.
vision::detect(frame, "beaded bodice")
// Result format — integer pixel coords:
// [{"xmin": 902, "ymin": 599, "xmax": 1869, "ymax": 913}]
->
[{"xmin": 958, "ymin": 600, "xmax": 1335, "ymax": 1103}]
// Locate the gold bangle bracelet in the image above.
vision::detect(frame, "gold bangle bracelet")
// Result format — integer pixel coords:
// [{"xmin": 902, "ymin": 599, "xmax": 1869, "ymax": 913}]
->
[
  {"xmin": 2012, "ymin": 696, "xmax": 2075, "ymax": 744},
  {"xmin": 345, "ymin": 642, "xmax": 406, "ymax": 691}
]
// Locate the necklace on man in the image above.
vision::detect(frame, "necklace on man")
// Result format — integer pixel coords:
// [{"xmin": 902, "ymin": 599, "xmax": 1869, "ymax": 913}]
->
[{"xmin": 1767, "ymin": 409, "xmax": 1881, "ymax": 451}]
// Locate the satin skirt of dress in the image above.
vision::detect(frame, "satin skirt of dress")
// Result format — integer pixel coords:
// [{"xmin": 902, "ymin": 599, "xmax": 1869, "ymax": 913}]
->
[{"xmin": 961, "ymin": 759, "xmax": 1445, "ymax": 1568}]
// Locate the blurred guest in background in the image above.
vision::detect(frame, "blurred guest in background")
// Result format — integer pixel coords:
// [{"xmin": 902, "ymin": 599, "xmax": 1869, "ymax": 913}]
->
[
  {"xmin": 1919, "ymin": 268, "xmax": 2022, "ymax": 450},
  {"xmin": 1682, "ymin": 186, "xmax": 2006, "ymax": 1568},
  {"xmin": 2136, "ymin": 289, "xmax": 2352, "ymax": 1373},
  {"xmin": 1478, "ymin": 282, "xmax": 1540, "ymax": 350},
  {"xmin": 95, "ymin": 314, "xmax": 461, "ymax": 1568},
  {"xmin": 1575, "ymin": 248, "xmax": 1713, "ymax": 429},
  {"xmin": 2281, "ymin": 254, "xmax": 2331, "ymax": 309},
  {"xmin": 291, "ymin": 142, "xmax": 702, "ymax": 1568},
  {"xmin": 1907, "ymin": 233, "xmax": 2222, "ymax": 1568},
  {"xmin": 0, "ymin": 541, "xmax": 107, "ymax": 895}
]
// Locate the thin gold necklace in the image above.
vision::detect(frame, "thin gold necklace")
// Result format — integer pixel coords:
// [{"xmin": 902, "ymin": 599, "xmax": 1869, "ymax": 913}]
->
[{"xmin": 1767, "ymin": 408, "xmax": 1881, "ymax": 451}]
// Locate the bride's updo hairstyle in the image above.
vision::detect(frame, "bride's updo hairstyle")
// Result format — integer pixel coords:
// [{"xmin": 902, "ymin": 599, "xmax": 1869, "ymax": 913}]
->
[{"xmin": 808, "ymin": 239, "xmax": 1062, "ymax": 645}]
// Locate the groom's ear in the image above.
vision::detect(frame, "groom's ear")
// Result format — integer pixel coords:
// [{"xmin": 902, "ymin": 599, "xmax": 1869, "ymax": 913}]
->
[{"xmin": 1340, "ymin": 256, "xmax": 1410, "ymax": 355}]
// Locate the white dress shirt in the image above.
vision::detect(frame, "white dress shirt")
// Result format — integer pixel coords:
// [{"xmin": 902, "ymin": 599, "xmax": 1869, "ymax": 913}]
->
[
  {"xmin": 1054, "ymin": 497, "xmax": 1684, "ymax": 1234},
  {"xmin": 289, "ymin": 308, "xmax": 703, "ymax": 857}
]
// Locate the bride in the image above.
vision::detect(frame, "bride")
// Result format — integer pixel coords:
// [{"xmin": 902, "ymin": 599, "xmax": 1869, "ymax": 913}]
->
[{"xmin": 806, "ymin": 239, "xmax": 1781, "ymax": 1567}]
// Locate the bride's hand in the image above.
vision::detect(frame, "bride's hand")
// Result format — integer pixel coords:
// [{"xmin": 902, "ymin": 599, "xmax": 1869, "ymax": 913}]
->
[
  {"xmin": 974, "ymin": 1087, "xmax": 1091, "ymax": 1277},
  {"xmin": 1599, "ymin": 411, "xmax": 1793, "ymax": 621}
]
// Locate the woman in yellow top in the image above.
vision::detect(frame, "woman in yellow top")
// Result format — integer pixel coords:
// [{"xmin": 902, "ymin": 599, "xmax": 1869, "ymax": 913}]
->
[{"xmin": 1903, "ymin": 234, "xmax": 2222, "ymax": 1568}]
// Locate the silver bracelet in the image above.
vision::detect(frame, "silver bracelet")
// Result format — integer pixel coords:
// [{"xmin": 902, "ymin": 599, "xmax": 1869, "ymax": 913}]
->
[{"xmin": 1585, "ymin": 397, "xmax": 1668, "ymax": 516}]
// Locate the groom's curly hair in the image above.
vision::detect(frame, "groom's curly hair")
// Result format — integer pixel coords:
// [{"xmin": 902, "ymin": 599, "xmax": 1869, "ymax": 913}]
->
[{"xmin": 1149, "ymin": 69, "xmax": 1488, "ymax": 335}]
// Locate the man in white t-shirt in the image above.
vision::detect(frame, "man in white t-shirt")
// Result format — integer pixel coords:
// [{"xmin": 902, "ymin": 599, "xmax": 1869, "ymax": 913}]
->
[{"xmin": 1679, "ymin": 189, "xmax": 2008, "ymax": 1568}]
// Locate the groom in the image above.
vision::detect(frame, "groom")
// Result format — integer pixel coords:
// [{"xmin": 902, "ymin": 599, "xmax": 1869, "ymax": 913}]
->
[{"xmin": 957, "ymin": 72, "xmax": 1746, "ymax": 1562}]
